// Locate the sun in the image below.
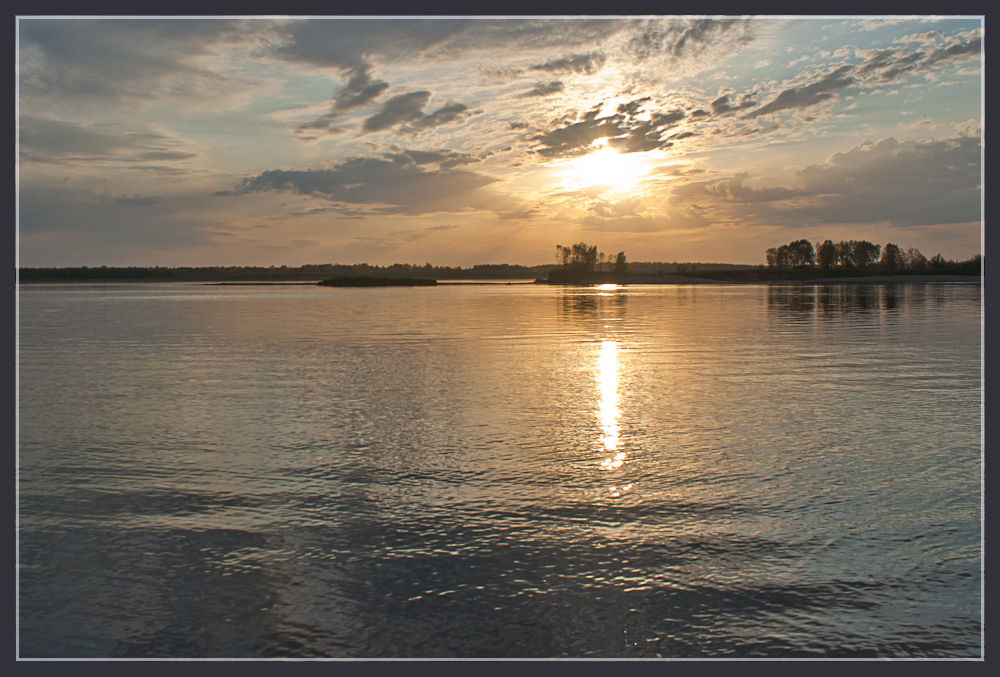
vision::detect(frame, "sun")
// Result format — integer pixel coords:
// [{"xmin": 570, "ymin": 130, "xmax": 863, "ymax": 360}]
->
[{"xmin": 559, "ymin": 138, "xmax": 652, "ymax": 193}]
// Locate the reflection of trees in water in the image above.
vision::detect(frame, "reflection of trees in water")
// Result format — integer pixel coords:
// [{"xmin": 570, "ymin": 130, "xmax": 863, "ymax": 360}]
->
[
  {"xmin": 881, "ymin": 284, "xmax": 901, "ymax": 310},
  {"xmin": 767, "ymin": 286, "xmax": 816, "ymax": 315},
  {"xmin": 768, "ymin": 284, "xmax": 910, "ymax": 318},
  {"xmin": 558, "ymin": 289, "xmax": 627, "ymax": 323}
]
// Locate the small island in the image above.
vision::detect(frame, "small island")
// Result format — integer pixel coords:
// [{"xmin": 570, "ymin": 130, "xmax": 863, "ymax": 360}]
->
[{"xmin": 317, "ymin": 276, "xmax": 437, "ymax": 287}]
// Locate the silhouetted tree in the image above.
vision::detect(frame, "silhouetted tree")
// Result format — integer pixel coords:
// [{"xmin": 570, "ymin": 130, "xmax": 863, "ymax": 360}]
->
[
  {"xmin": 791, "ymin": 239, "xmax": 815, "ymax": 266},
  {"xmin": 557, "ymin": 244, "xmax": 572, "ymax": 267},
  {"xmin": 849, "ymin": 240, "xmax": 880, "ymax": 268},
  {"xmin": 776, "ymin": 244, "xmax": 794, "ymax": 268},
  {"xmin": 765, "ymin": 247, "xmax": 778, "ymax": 268},
  {"xmin": 930, "ymin": 253, "xmax": 946, "ymax": 269},
  {"xmin": 816, "ymin": 239, "xmax": 837, "ymax": 269},
  {"xmin": 836, "ymin": 240, "xmax": 853, "ymax": 267},
  {"xmin": 567, "ymin": 242, "xmax": 599, "ymax": 270},
  {"xmin": 880, "ymin": 243, "xmax": 902, "ymax": 270},
  {"xmin": 613, "ymin": 251, "xmax": 628, "ymax": 274},
  {"xmin": 904, "ymin": 247, "xmax": 928, "ymax": 270}
]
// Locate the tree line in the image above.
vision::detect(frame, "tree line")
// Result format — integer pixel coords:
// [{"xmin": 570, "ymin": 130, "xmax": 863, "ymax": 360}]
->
[
  {"xmin": 18, "ymin": 262, "xmax": 560, "ymax": 282},
  {"xmin": 765, "ymin": 239, "xmax": 980, "ymax": 273}
]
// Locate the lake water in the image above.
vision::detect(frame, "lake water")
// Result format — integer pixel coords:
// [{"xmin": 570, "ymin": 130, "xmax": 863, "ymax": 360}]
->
[{"xmin": 17, "ymin": 281, "xmax": 982, "ymax": 658}]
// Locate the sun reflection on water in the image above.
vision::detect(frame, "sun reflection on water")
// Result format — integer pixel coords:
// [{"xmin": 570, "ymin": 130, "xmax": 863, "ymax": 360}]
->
[{"xmin": 597, "ymin": 339, "xmax": 625, "ymax": 470}]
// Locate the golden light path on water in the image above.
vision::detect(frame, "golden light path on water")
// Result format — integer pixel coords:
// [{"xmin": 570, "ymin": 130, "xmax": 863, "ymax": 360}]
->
[
  {"xmin": 594, "ymin": 284, "xmax": 632, "ymax": 498},
  {"xmin": 598, "ymin": 339, "xmax": 627, "ymax": 472}
]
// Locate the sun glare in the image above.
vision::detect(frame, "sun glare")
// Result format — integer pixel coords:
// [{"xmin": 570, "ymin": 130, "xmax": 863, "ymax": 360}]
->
[{"xmin": 561, "ymin": 139, "xmax": 652, "ymax": 193}]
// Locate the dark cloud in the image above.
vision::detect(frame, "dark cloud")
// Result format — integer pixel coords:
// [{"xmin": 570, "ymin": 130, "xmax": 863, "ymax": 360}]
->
[
  {"xmin": 268, "ymin": 19, "xmax": 470, "ymax": 69},
  {"xmin": 628, "ymin": 18, "xmax": 752, "ymax": 61},
  {"xmin": 386, "ymin": 149, "xmax": 479, "ymax": 169},
  {"xmin": 19, "ymin": 116, "xmax": 198, "ymax": 165},
  {"xmin": 530, "ymin": 52, "xmax": 606, "ymax": 75},
  {"xmin": 856, "ymin": 48, "xmax": 900, "ymax": 76},
  {"xmin": 710, "ymin": 93, "xmax": 757, "ymax": 116},
  {"xmin": 617, "ymin": 98, "xmax": 651, "ymax": 116},
  {"xmin": 878, "ymin": 51, "xmax": 925, "ymax": 82},
  {"xmin": 670, "ymin": 133, "xmax": 981, "ymax": 228},
  {"xmin": 406, "ymin": 102, "xmax": 471, "ymax": 131},
  {"xmin": 532, "ymin": 116, "xmax": 625, "ymax": 157},
  {"xmin": 229, "ymin": 154, "xmax": 515, "ymax": 216},
  {"xmin": 332, "ymin": 64, "xmax": 390, "ymax": 112},
  {"xmin": 532, "ymin": 100, "xmax": 686, "ymax": 157},
  {"xmin": 520, "ymin": 81, "xmax": 565, "ymax": 98},
  {"xmin": 363, "ymin": 91, "xmax": 432, "ymax": 132},
  {"xmin": 361, "ymin": 92, "xmax": 471, "ymax": 134},
  {"xmin": 923, "ymin": 35, "xmax": 982, "ymax": 67},
  {"xmin": 673, "ymin": 174, "xmax": 803, "ymax": 205},
  {"xmin": 855, "ymin": 33, "xmax": 979, "ymax": 84},
  {"xmin": 791, "ymin": 134, "xmax": 981, "ymax": 226},
  {"xmin": 268, "ymin": 19, "xmax": 630, "ymax": 69},
  {"xmin": 744, "ymin": 65, "xmax": 854, "ymax": 118},
  {"xmin": 19, "ymin": 18, "xmax": 259, "ymax": 104},
  {"xmin": 18, "ymin": 183, "xmax": 217, "ymax": 255},
  {"xmin": 609, "ymin": 109, "xmax": 685, "ymax": 153}
]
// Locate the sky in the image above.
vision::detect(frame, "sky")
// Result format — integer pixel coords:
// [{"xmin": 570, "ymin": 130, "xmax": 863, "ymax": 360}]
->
[{"xmin": 17, "ymin": 15, "xmax": 983, "ymax": 267}]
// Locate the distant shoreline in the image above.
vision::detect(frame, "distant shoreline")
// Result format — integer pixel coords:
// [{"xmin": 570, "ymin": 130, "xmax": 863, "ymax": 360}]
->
[
  {"xmin": 537, "ymin": 273, "xmax": 981, "ymax": 286},
  {"xmin": 16, "ymin": 275, "xmax": 980, "ymax": 286}
]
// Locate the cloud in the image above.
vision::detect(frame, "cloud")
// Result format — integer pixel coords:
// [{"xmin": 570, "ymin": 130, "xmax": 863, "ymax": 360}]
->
[
  {"xmin": 18, "ymin": 183, "xmax": 218, "ymax": 254},
  {"xmin": 745, "ymin": 65, "xmax": 854, "ymax": 118},
  {"xmin": 616, "ymin": 97, "xmax": 651, "ymax": 116},
  {"xmin": 710, "ymin": 93, "xmax": 757, "ymax": 116},
  {"xmin": 877, "ymin": 51, "xmax": 926, "ymax": 82},
  {"xmin": 19, "ymin": 18, "xmax": 266, "ymax": 108},
  {"xmin": 267, "ymin": 18, "xmax": 631, "ymax": 70},
  {"xmin": 530, "ymin": 52, "xmax": 606, "ymax": 75},
  {"xmin": 386, "ymin": 148, "xmax": 480, "ymax": 169},
  {"xmin": 531, "ymin": 115, "xmax": 625, "ymax": 158},
  {"xmin": 672, "ymin": 173, "xmax": 803, "ymax": 205},
  {"xmin": 406, "ymin": 102, "xmax": 471, "ymax": 132},
  {"xmin": 895, "ymin": 30, "xmax": 941, "ymax": 44},
  {"xmin": 627, "ymin": 18, "xmax": 752, "ymax": 61},
  {"xmin": 520, "ymin": 81, "xmax": 565, "ymax": 98},
  {"xmin": 609, "ymin": 109, "xmax": 685, "ymax": 153},
  {"xmin": 856, "ymin": 48, "xmax": 901, "ymax": 76},
  {"xmin": 19, "ymin": 116, "xmax": 199, "ymax": 165},
  {"xmin": 331, "ymin": 64, "xmax": 390, "ymax": 112},
  {"xmin": 228, "ymin": 153, "xmax": 518, "ymax": 216},
  {"xmin": 363, "ymin": 91, "xmax": 432, "ymax": 132},
  {"xmin": 266, "ymin": 19, "xmax": 469, "ymax": 69},
  {"xmin": 531, "ymin": 99, "xmax": 687, "ymax": 157},
  {"xmin": 361, "ymin": 92, "xmax": 471, "ymax": 134},
  {"xmin": 670, "ymin": 132, "xmax": 981, "ymax": 229},
  {"xmin": 855, "ymin": 32, "xmax": 980, "ymax": 84},
  {"xmin": 923, "ymin": 35, "xmax": 981, "ymax": 68},
  {"xmin": 790, "ymin": 134, "xmax": 981, "ymax": 226}
]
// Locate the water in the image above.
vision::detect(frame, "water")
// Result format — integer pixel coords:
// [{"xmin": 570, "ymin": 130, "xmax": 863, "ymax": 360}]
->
[{"xmin": 17, "ymin": 282, "xmax": 982, "ymax": 658}]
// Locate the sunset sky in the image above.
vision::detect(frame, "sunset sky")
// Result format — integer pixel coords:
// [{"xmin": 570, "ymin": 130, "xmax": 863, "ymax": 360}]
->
[{"xmin": 17, "ymin": 15, "xmax": 983, "ymax": 267}]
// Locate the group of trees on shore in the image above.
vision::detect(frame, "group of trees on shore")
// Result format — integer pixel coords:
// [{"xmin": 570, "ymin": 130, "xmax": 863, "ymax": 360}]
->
[
  {"xmin": 765, "ymin": 239, "xmax": 979, "ymax": 273},
  {"xmin": 555, "ymin": 243, "xmax": 628, "ymax": 274}
]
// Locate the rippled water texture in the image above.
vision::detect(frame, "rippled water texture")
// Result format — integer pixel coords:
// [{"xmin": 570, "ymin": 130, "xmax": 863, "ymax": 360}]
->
[{"xmin": 18, "ymin": 282, "xmax": 982, "ymax": 658}]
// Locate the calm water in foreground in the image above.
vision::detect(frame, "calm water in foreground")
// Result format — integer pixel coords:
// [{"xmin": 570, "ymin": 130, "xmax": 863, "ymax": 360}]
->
[{"xmin": 18, "ymin": 282, "xmax": 981, "ymax": 658}]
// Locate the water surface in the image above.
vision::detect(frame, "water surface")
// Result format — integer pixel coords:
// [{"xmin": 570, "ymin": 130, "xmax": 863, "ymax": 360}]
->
[{"xmin": 18, "ymin": 282, "xmax": 982, "ymax": 657}]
